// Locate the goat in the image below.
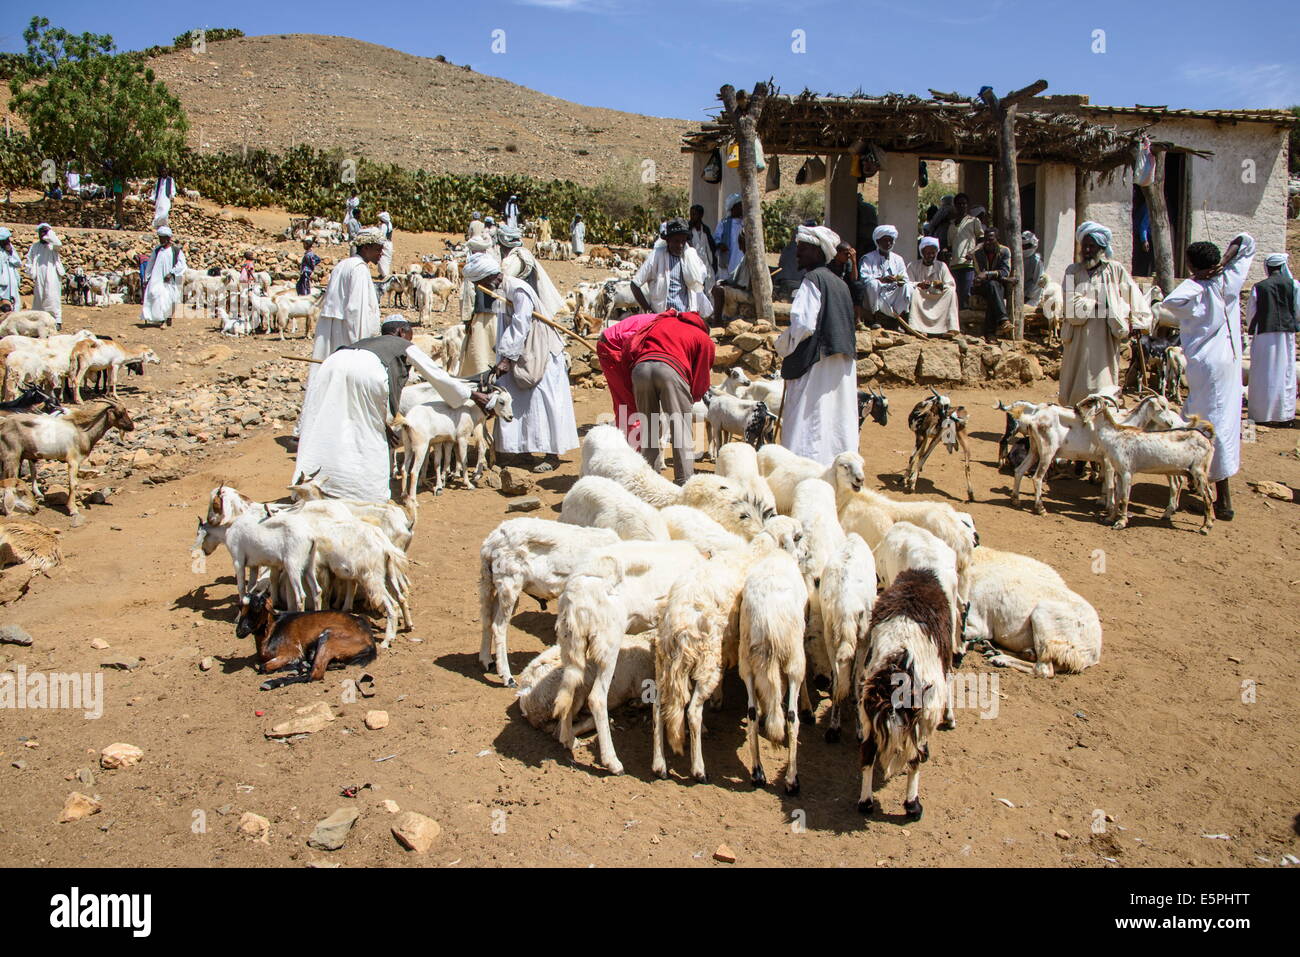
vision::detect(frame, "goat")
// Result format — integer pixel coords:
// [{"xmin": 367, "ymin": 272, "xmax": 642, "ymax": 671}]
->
[
  {"xmin": 701, "ymin": 391, "xmax": 777, "ymax": 458},
  {"xmin": 904, "ymin": 387, "xmax": 973, "ymax": 502},
  {"xmin": 0, "ymin": 399, "xmax": 134, "ymax": 517},
  {"xmin": 560, "ymin": 475, "xmax": 670, "ymax": 541},
  {"xmin": 857, "ymin": 388, "xmax": 890, "ymax": 429},
  {"xmin": 235, "ymin": 591, "xmax": 377, "ymax": 690},
  {"xmin": 69, "ymin": 340, "xmax": 160, "ymax": 402},
  {"xmin": 857, "ymin": 568, "xmax": 952, "ymax": 822},
  {"xmin": 759, "ymin": 445, "xmax": 865, "ymax": 515},
  {"xmin": 516, "ymin": 638, "xmax": 653, "ymax": 739},
  {"xmin": 1075, "ymin": 394, "xmax": 1216, "ymax": 533}
]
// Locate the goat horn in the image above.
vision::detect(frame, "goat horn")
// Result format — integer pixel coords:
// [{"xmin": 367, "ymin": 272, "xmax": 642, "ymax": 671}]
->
[{"xmin": 929, "ymin": 386, "xmax": 942, "ymax": 399}]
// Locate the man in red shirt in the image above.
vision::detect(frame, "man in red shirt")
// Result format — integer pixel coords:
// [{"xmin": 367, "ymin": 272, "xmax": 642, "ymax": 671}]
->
[
  {"xmin": 596, "ymin": 311, "xmax": 658, "ymax": 446},
  {"xmin": 628, "ymin": 308, "xmax": 716, "ymax": 483}
]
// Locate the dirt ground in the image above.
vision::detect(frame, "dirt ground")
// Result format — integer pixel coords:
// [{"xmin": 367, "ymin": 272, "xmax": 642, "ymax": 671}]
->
[{"xmin": 2, "ymin": 214, "xmax": 1299, "ymax": 869}]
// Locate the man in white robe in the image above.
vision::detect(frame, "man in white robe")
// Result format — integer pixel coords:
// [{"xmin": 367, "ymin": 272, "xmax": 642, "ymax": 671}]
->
[
  {"xmin": 151, "ymin": 171, "xmax": 175, "ymax": 230},
  {"xmin": 467, "ymin": 211, "xmax": 486, "ymax": 241},
  {"xmin": 344, "ymin": 196, "xmax": 362, "ymax": 253},
  {"xmin": 776, "ymin": 225, "xmax": 858, "ymax": 465},
  {"xmin": 471, "ymin": 253, "xmax": 578, "ymax": 471},
  {"xmin": 1059, "ymin": 221, "xmax": 1152, "ymax": 405},
  {"xmin": 140, "ymin": 226, "xmax": 187, "ymax": 326},
  {"xmin": 1246, "ymin": 253, "xmax": 1299, "ymax": 426},
  {"xmin": 906, "ymin": 236, "xmax": 959, "ymax": 334},
  {"xmin": 497, "ymin": 226, "xmax": 565, "ymax": 317},
  {"xmin": 859, "ymin": 225, "xmax": 911, "ymax": 327},
  {"xmin": 376, "ymin": 212, "xmax": 395, "ymax": 279},
  {"xmin": 570, "ymin": 215, "xmax": 585, "ymax": 256},
  {"xmin": 311, "ymin": 229, "xmax": 384, "ymax": 361},
  {"xmin": 295, "ymin": 318, "xmax": 493, "ymax": 502},
  {"xmin": 631, "ymin": 219, "xmax": 713, "ymax": 318},
  {"xmin": 25, "ymin": 224, "xmax": 65, "ymax": 328},
  {"xmin": 687, "ymin": 204, "xmax": 717, "ymax": 288},
  {"xmin": 1156, "ymin": 232, "xmax": 1255, "ymax": 520},
  {"xmin": 504, "ymin": 195, "xmax": 521, "ymax": 229},
  {"xmin": 0, "ymin": 228, "xmax": 22, "ymax": 310}
]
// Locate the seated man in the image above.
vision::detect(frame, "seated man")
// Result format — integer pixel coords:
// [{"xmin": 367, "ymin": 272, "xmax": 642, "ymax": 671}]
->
[
  {"xmin": 711, "ymin": 230, "xmax": 752, "ymax": 323},
  {"xmin": 858, "ymin": 225, "xmax": 911, "ymax": 329},
  {"xmin": 972, "ymin": 227, "xmax": 1011, "ymax": 340}
]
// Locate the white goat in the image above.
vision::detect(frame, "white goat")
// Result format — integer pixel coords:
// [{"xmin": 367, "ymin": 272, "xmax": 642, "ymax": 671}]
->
[
  {"xmin": 702, "ymin": 391, "xmax": 778, "ymax": 458},
  {"xmin": 760, "ymin": 446, "xmax": 865, "ymax": 516},
  {"xmin": 516, "ymin": 638, "xmax": 654, "ymax": 738}
]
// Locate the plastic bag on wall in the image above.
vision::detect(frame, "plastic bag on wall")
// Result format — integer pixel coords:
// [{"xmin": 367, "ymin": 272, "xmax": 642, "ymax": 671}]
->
[
  {"xmin": 702, "ymin": 149, "xmax": 722, "ymax": 184},
  {"xmin": 726, "ymin": 138, "xmax": 766, "ymax": 171},
  {"xmin": 1133, "ymin": 136, "xmax": 1156, "ymax": 189}
]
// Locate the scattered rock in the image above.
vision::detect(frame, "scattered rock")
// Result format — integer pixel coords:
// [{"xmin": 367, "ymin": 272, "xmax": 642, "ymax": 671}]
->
[
  {"xmin": 1247, "ymin": 480, "xmax": 1294, "ymax": 502},
  {"xmin": 499, "ymin": 468, "xmax": 536, "ymax": 496},
  {"xmin": 238, "ymin": 812, "xmax": 271, "ymax": 844},
  {"xmin": 307, "ymin": 807, "xmax": 359, "ymax": 851},
  {"xmin": 58, "ymin": 792, "xmax": 102, "ymax": 823},
  {"xmin": 11, "ymin": 759, "xmax": 26, "ymax": 770},
  {"xmin": 76, "ymin": 768, "xmax": 96, "ymax": 786},
  {"xmin": 917, "ymin": 341, "xmax": 963, "ymax": 382},
  {"xmin": 391, "ymin": 811, "xmax": 441, "ymax": 853},
  {"xmin": 506, "ymin": 496, "xmax": 542, "ymax": 513},
  {"xmin": 364, "ymin": 710, "xmax": 389, "ymax": 730},
  {"xmin": 100, "ymin": 657, "xmax": 142, "ymax": 671},
  {"xmin": 99, "ymin": 743, "xmax": 144, "ymax": 770},
  {"xmin": 266, "ymin": 701, "xmax": 336, "ymax": 738},
  {"xmin": 89, "ymin": 638, "xmax": 110, "ymax": 650},
  {"xmin": 199, "ymin": 656, "xmax": 215, "ymax": 671},
  {"xmin": 382, "ymin": 799, "xmax": 401, "ymax": 814},
  {"xmin": 713, "ymin": 843, "xmax": 736, "ymax": 863},
  {"xmin": 0, "ymin": 625, "xmax": 34, "ymax": 646},
  {"xmin": 879, "ymin": 342, "xmax": 922, "ymax": 382},
  {"xmin": 1055, "ymin": 829, "xmax": 1071, "ymax": 840}
]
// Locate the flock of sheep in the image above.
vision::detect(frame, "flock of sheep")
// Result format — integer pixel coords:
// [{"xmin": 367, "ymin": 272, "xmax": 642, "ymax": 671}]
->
[{"xmin": 482, "ymin": 424, "xmax": 1103, "ymax": 817}]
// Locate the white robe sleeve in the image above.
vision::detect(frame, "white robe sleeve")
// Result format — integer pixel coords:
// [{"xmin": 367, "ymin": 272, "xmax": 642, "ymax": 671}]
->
[
  {"xmin": 1221, "ymin": 233, "xmax": 1256, "ymax": 300},
  {"xmin": 406, "ymin": 345, "xmax": 473, "ymax": 406},
  {"xmin": 496, "ymin": 288, "xmax": 531, "ymax": 361},
  {"xmin": 777, "ymin": 279, "xmax": 821, "ymax": 358},
  {"xmin": 170, "ymin": 248, "xmax": 187, "ymax": 280}
]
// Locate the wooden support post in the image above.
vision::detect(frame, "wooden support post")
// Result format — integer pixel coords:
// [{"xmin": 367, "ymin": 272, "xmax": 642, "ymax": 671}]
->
[
  {"xmin": 1142, "ymin": 148, "xmax": 1176, "ymax": 298},
  {"xmin": 979, "ymin": 80, "xmax": 1047, "ymax": 341},
  {"xmin": 719, "ymin": 83, "xmax": 773, "ymax": 326}
]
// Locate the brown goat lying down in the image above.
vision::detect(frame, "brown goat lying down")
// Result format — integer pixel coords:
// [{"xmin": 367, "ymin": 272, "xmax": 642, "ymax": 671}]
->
[{"xmin": 236, "ymin": 593, "xmax": 378, "ymax": 690}]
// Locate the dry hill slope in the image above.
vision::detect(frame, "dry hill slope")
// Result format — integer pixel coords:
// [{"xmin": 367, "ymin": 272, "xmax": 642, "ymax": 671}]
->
[{"xmin": 145, "ymin": 34, "xmax": 694, "ymax": 187}]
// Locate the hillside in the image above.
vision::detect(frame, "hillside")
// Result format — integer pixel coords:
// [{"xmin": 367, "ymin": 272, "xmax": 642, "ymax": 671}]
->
[{"xmin": 142, "ymin": 34, "xmax": 694, "ymax": 187}]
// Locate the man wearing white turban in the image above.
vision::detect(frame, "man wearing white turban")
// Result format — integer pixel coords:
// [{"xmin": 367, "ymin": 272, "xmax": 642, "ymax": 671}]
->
[
  {"xmin": 498, "ymin": 225, "xmax": 566, "ymax": 318},
  {"xmin": 344, "ymin": 195, "xmax": 362, "ymax": 253},
  {"xmin": 570, "ymin": 214, "xmax": 585, "ymax": 256},
  {"xmin": 713, "ymin": 193, "xmax": 745, "ymax": 274},
  {"xmin": 858, "ymin": 224, "xmax": 911, "ymax": 327},
  {"xmin": 311, "ymin": 228, "xmax": 384, "ymax": 361},
  {"xmin": 0, "ymin": 228, "xmax": 23, "ymax": 310},
  {"xmin": 25, "ymin": 223, "xmax": 65, "ymax": 328},
  {"xmin": 1059, "ymin": 219, "xmax": 1152, "ymax": 405},
  {"xmin": 474, "ymin": 255, "xmax": 578, "ymax": 471},
  {"xmin": 1157, "ymin": 233, "xmax": 1255, "ymax": 519},
  {"xmin": 140, "ymin": 226, "xmax": 187, "ymax": 327},
  {"xmin": 460, "ymin": 246, "xmax": 502, "ymax": 376},
  {"xmin": 505, "ymin": 195, "xmax": 521, "ymax": 229},
  {"xmin": 1021, "ymin": 231, "xmax": 1044, "ymax": 308},
  {"xmin": 776, "ymin": 225, "xmax": 858, "ymax": 465},
  {"xmin": 1245, "ymin": 253, "xmax": 1299, "ymax": 426},
  {"xmin": 906, "ymin": 236, "xmax": 959, "ymax": 334},
  {"xmin": 376, "ymin": 212, "xmax": 395, "ymax": 278}
]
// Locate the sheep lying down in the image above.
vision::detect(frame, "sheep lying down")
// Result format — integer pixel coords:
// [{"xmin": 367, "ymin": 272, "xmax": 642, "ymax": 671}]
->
[
  {"xmin": 515, "ymin": 637, "xmax": 653, "ymax": 737},
  {"xmin": 963, "ymin": 547, "xmax": 1102, "ymax": 677}
]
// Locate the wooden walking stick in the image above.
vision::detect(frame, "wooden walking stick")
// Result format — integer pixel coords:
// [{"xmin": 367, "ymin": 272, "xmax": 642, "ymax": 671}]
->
[
  {"xmin": 280, "ymin": 354, "xmax": 322, "ymax": 364},
  {"xmin": 474, "ymin": 284, "xmax": 598, "ymax": 350}
]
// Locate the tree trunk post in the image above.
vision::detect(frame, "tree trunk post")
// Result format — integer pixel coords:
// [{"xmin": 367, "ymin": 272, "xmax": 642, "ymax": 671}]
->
[
  {"xmin": 719, "ymin": 83, "xmax": 772, "ymax": 326},
  {"xmin": 1142, "ymin": 149, "xmax": 1176, "ymax": 297},
  {"xmin": 980, "ymin": 80, "xmax": 1047, "ymax": 340}
]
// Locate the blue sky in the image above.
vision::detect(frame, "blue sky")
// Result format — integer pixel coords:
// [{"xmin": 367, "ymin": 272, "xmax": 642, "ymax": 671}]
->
[{"xmin": 4, "ymin": 0, "xmax": 1298, "ymax": 118}]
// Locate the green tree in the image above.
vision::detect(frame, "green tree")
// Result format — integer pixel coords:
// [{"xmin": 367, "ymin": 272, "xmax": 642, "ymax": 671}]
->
[{"xmin": 8, "ymin": 18, "xmax": 188, "ymax": 186}]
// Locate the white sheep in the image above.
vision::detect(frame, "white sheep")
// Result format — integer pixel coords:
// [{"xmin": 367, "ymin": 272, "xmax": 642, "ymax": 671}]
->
[
  {"xmin": 818, "ymin": 532, "xmax": 877, "ymax": 742},
  {"xmin": 579, "ymin": 423, "xmax": 681, "ymax": 507},
  {"xmin": 478, "ymin": 519, "xmax": 620, "ymax": 687},
  {"xmin": 659, "ymin": 504, "xmax": 747, "ymax": 556},
  {"xmin": 552, "ymin": 540, "xmax": 703, "ymax": 775},
  {"xmin": 677, "ymin": 472, "xmax": 771, "ymax": 538},
  {"xmin": 560, "ymin": 474, "xmax": 670, "ymax": 541},
  {"xmin": 856, "ymin": 567, "xmax": 952, "ymax": 822},
  {"xmin": 516, "ymin": 637, "xmax": 654, "ymax": 738},
  {"xmin": 963, "ymin": 547, "xmax": 1102, "ymax": 677},
  {"xmin": 739, "ymin": 538, "xmax": 809, "ymax": 794},
  {"xmin": 715, "ymin": 440, "xmax": 777, "ymax": 513},
  {"xmin": 760, "ymin": 446, "xmax": 865, "ymax": 516},
  {"xmin": 789, "ymin": 477, "xmax": 845, "ymax": 660},
  {"xmin": 0, "ymin": 310, "xmax": 57, "ymax": 338}
]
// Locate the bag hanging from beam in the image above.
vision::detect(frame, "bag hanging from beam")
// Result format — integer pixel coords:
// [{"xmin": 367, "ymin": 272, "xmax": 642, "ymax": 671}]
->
[
  {"xmin": 702, "ymin": 148, "xmax": 722, "ymax": 184},
  {"xmin": 795, "ymin": 156, "xmax": 826, "ymax": 186},
  {"xmin": 765, "ymin": 154, "xmax": 780, "ymax": 192},
  {"xmin": 1133, "ymin": 135, "xmax": 1156, "ymax": 189},
  {"xmin": 726, "ymin": 138, "xmax": 766, "ymax": 171}
]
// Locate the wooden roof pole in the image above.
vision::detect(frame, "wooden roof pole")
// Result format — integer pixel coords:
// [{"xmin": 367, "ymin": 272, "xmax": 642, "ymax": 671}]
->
[
  {"xmin": 720, "ymin": 83, "xmax": 773, "ymax": 326},
  {"xmin": 1141, "ymin": 147, "xmax": 1177, "ymax": 299},
  {"xmin": 979, "ymin": 79, "xmax": 1047, "ymax": 341}
]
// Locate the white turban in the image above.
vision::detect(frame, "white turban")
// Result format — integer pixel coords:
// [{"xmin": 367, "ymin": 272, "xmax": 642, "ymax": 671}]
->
[
  {"xmin": 873, "ymin": 225, "xmax": 899, "ymax": 244},
  {"xmin": 795, "ymin": 224, "xmax": 840, "ymax": 263},
  {"xmin": 466, "ymin": 236, "xmax": 493, "ymax": 253},
  {"xmin": 1266, "ymin": 253, "xmax": 1292, "ymax": 279},
  {"xmin": 346, "ymin": 196, "xmax": 359, "ymax": 210},
  {"xmin": 156, "ymin": 226, "xmax": 172, "ymax": 237},
  {"xmin": 725, "ymin": 192, "xmax": 742, "ymax": 212},
  {"xmin": 1022, "ymin": 230, "xmax": 1039, "ymax": 250},
  {"xmin": 497, "ymin": 225, "xmax": 522, "ymax": 248},
  {"xmin": 379, "ymin": 211, "xmax": 392, "ymax": 224},
  {"xmin": 918, "ymin": 236, "xmax": 940, "ymax": 254},
  {"xmin": 354, "ymin": 227, "xmax": 385, "ymax": 248},
  {"xmin": 464, "ymin": 253, "xmax": 501, "ymax": 282},
  {"xmin": 1075, "ymin": 220, "xmax": 1112, "ymax": 249}
]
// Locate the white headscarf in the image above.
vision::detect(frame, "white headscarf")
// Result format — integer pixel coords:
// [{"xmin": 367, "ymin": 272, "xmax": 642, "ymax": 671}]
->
[
  {"xmin": 379, "ymin": 212, "xmax": 392, "ymax": 224},
  {"xmin": 918, "ymin": 236, "xmax": 940, "ymax": 254},
  {"xmin": 354, "ymin": 228, "xmax": 385, "ymax": 248},
  {"xmin": 497, "ymin": 225, "xmax": 523, "ymax": 248},
  {"xmin": 466, "ymin": 236, "xmax": 494, "ymax": 254},
  {"xmin": 1022, "ymin": 230, "xmax": 1039, "ymax": 251},
  {"xmin": 795, "ymin": 224, "xmax": 840, "ymax": 263},
  {"xmin": 873, "ymin": 225, "xmax": 899, "ymax": 244},
  {"xmin": 1075, "ymin": 220, "xmax": 1112, "ymax": 249},
  {"xmin": 464, "ymin": 253, "xmax": 501, "ymax": 282},
  {"xmin": 1265, "ymin": 252, "xmax": 1292, "ymax": 279},
  {"xmin": 156, "ymin": 226, "xmax": 173, "ymax": 238}
]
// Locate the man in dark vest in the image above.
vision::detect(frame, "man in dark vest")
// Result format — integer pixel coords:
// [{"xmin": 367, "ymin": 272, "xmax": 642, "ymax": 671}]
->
[
  {"xmin": 294, "ymin": 317, "xmax": 496, "ymax": 501},
  {"xmin": 775, "ymin": 224, "xmax": 859, "ymax": 465},
  {"xmin": 1246, "ymin": 252, "xmax": 1299, "ymax": 426}
]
